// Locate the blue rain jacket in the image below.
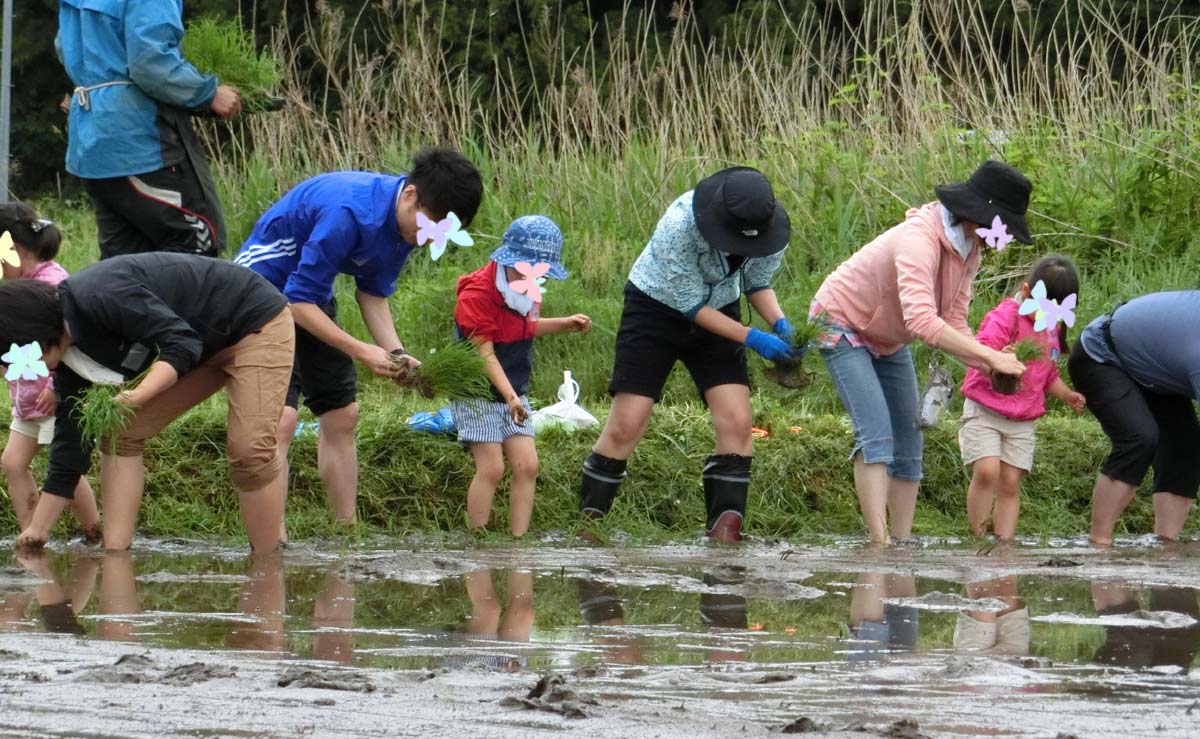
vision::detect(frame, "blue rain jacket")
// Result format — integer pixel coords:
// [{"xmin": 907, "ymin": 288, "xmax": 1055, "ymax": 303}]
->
[{"xmin": 58, "ymin": 0, "xmax": 218, "ymax": 179}]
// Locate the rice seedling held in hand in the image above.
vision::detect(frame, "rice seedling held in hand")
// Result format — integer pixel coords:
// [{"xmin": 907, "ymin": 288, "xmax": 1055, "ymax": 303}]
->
[
  {"xmin": 763, "ymin": 314, "xmax": 828, "ymax": 390},
  {"xmin": 990, "ymin": 337, "xmax": 1044, "ymax": 395},
  {"xmin": 183, "ymin": 18, "xmax": 283, "ymax": 113},
  {"xmin": 74, "ymin": 384, "xmax": 136, "ymax": 454},
  {"xmin": 398, "ymin": 341, "xmax": 492, "ymax": 400}
]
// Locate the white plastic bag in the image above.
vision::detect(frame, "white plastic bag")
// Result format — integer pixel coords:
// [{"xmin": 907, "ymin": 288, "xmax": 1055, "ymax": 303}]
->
[{"xmin": 532, "ymin": 371, "xmax": 599, "ymax": 433}]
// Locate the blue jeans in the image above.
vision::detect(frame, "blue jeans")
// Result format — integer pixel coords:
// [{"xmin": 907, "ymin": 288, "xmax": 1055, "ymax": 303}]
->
[{"xmin": 820, "ymin": 339, "xmax": 923, "ymax": 481}]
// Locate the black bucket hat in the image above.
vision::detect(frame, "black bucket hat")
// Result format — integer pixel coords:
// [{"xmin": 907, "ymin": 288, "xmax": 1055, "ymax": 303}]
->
[
  {"xmin": 935, "ymin": 160, "xmax": 1033, "ymax": 244},
  {"xmin": 693, "ymin": 167, "xmax": 790, "ymax": 257}
]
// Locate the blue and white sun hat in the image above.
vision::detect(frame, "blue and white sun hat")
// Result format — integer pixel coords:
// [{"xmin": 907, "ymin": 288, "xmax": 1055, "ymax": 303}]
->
[{"xmin": 489, "ymin": 215, "xmax": 568, "ymax": 280}]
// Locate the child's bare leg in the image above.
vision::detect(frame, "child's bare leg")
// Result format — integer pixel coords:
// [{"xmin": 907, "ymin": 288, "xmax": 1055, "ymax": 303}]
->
[
  {"xmin": 966, "ymin": 457, "xmax": 1001, "ymax": 536},
  {"xmin": 992, "ymin": 463, "xmax": 1025, "ymax": 541},
  {"xmin": 2, "ymin": 431, "xmax": 41, "ymax": 529},
  {"xmin": 466, "ymin": 443, "xmax": 505, "ymax": 530},
  {"xmin": 70, "ymin": 477, "xmax": 101, "ymax": 539},
  {"xmin": 502, "ymin": 436, "xmax": 538, "ymax": 537}
]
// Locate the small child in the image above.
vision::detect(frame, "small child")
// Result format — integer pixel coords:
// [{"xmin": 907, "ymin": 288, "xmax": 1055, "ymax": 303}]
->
[
  {"xmin": 452, "ymin": 216, "xmax": 591, "ymax": 536},
  {"xmin": 959, "ymin": 255, "xmax": 1087, "ymax": 541},
  {"xmin": 0, "ymin": 203, "xmax": 100, "ymax": 541}
]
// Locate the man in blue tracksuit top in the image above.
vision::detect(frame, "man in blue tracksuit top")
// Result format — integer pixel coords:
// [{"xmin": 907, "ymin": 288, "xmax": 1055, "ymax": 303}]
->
[
  {"xmin": 58, "ymin": 0, "xmax": 242, "ymax": 258},
  {"xmin": 235, "ymin": 149, "xmax": 484, "ymax": 532}
]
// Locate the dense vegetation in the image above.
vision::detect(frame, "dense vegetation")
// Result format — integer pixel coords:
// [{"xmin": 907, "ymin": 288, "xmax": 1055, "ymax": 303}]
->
[{"xmin": 2, "ymin": 0, "xmax": 1198, "ymax": 543}]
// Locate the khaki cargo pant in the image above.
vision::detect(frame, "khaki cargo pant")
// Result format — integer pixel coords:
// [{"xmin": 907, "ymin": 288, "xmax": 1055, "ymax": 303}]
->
[{"xmin": 112, "ymin": 308, "xmax": 295, "ymax": 491}]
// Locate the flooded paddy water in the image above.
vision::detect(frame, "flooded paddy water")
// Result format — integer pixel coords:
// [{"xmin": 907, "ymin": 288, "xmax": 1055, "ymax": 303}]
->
[{"xmin": 1, "ymin": 539, "xmax": 1199, "ymax": 738}]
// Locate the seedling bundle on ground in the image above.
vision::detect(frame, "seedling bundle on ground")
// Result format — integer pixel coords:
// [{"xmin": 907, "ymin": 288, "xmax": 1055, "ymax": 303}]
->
[{"xmin": 183, "ymin": 18, "xmax": 283, "ymax": 113}]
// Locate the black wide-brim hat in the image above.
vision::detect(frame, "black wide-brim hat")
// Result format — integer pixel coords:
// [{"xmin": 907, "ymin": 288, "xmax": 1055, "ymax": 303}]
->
[
  {"xmin": 693, "ymin": 166, "xmax": 790, "ymax": 257},
  {"xmin": 935, "ymin": 160, "xmax": 1033, "ymax": 244}
]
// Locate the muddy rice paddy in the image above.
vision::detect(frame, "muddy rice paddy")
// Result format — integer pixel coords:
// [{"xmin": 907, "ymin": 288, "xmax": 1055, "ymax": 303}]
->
[{"xmin": 1, "ymin": 537, "xmax": 1198, "ymax": 737}]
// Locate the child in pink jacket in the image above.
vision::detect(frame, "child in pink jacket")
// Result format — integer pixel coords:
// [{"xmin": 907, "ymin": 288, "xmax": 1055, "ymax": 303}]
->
[
  {"xmin": 0, "ymin": 203, "xmax": 99, "ymax": 540},
  {"xmin": 959, "ymin": 256, "xmax": 1086, "ymax": 541}
]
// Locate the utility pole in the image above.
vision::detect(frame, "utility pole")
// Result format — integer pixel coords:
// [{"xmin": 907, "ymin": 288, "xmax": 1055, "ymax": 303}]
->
[{"xmin": 0, "ymin": 0, "xmax": 13, "ymax": 203}]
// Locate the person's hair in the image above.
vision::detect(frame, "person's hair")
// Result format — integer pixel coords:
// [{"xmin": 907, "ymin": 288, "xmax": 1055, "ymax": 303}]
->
[
  {"xmin": 1026, "ymin": 254, "xmax": 1079, "ymax": 354},
  {"xmin": 0, "ymin": 280, "xmax": 64, "ymax": 355},
  {"xmin": 408, "ymin": 148, "xmax": 484, "ymax": 227},
  {"xmin": 0, "ymin": 202, "xmax": 61, "ymax": 262}
]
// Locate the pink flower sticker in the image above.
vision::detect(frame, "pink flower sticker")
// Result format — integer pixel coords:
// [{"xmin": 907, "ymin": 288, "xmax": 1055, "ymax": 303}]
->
[
  {"xmin": 510, "ymin": 262, "xmax": 551, "ymax": 302},
  {"xmin": 976, "ymin": 215, "xmax": 1014, "ymax": 251},
  {"xmin": 415, "ymin": 211, "xmax": 473, "ymax": 261}
]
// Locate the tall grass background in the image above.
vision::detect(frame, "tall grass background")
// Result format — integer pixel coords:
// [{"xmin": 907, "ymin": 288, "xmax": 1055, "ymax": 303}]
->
[{"xmin": 10, "ymin": 0, "xmax": 1200, "ymax": 542}]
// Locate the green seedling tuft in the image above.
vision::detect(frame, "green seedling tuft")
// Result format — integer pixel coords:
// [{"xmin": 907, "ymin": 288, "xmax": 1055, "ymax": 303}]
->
[
  {"xmin": 74, "ymin": 384, "xmax": 136, "ymax": 454},
  {"xmin": 183, "ymin": 18, "xmax": 282, "ymax": 113},
  {"xmin": 406, "ymin": 341, "xmax": 493, "ymax": 401}
]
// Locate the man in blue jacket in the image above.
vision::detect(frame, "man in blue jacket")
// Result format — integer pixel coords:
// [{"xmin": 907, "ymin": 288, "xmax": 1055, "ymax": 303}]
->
[
  {"xmin": 58, "ymin": 0, "xmax": 242, "ymax": 258},
  {"xmin": 235, "ymin": 149, "xmax": 484, "ymax": 532}
]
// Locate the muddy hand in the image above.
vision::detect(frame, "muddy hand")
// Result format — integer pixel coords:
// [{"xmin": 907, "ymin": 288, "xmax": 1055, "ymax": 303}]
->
[
  {"xmin": 15, "ymin": 526, "xmax": 48, "ymax": 550},
  {"xmin": 507, "ymin": 396, "xmax": 529, "ymax": 425}
]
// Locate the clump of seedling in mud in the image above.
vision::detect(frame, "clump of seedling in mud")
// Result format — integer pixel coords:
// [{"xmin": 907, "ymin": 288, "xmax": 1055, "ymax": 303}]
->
[
  {"xmin": 990, "ymin": 337, "xmax": 1043, "ymax": 395},
  {"xmin": 394, "ymin": 341, "xmax": 492, "ymax": 400},
  {"xmin": 763, "ymin": 314, "xmax": 828, "ymax": 390}
]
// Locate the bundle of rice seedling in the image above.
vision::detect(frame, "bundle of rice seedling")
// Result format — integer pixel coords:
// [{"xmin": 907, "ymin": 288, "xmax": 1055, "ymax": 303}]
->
[
  {"xmin": 398, "ymin": 341, "xmax": 492, "ymax": 400},
  {"xmin": 763, "ymin": 314, "xmax": 829, "ymax": 390},
  {"xmin": 183, "ymin": 18, "xmax": 282, "ymax": 113},
  {"xmin": 991, "ymin": 337, "xmax": 1044, "ymax": 395},
  {"xmin": 73, "ymin": 384, "xmax": 135, "ymax": 454},
  {"xmin": 1012, "ymin": 337, "xmax": 1045, "ymax": 363}
]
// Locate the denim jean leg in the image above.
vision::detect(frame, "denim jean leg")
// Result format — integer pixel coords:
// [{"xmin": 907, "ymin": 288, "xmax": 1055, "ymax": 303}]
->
[
  {"xmin": 873, "ymin": 346, "xmax": 924, "ymax": 481},
  {"xmin": 820, "ymin": 339, "xmax": 896, "ymax": 466}
]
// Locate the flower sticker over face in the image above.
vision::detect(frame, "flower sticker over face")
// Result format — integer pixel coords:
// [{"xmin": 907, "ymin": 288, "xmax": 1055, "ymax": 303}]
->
[
  {"xmin": 510, "ymin": 262, "xmax": 551, "ymax": 303},
  {"xmin": 0, "ymin": 231, "xmax": 20, "ymax": 268},
  {"xmin": 1019, "ymin": 279, "xmax": 1077, "ymax": 332},
  {"xmin": 2, "ymin": 342, "xmax": 49, "ymax": 382},
  {"xmin": 416, "ymin": 211, "xmax": 474, "ymax": 261},
  {"xmin": 976, "ymin": 215, "xmax": 1014, "ymax": 251}
]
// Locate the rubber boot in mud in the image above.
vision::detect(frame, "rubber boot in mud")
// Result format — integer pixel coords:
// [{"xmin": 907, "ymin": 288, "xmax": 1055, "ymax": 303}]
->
[{"xmin": 703, "ymin": 454, "xmax": 751, "ymax": 543}]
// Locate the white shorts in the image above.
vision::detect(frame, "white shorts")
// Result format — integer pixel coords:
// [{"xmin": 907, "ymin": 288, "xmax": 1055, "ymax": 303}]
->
[
  {"xmin": 10, "ymin": 416, "xmax": 55, "ymax": 445},
  {"xmin": 958, "ymin": 398, "xmax": 1036, "ymax": 472}
]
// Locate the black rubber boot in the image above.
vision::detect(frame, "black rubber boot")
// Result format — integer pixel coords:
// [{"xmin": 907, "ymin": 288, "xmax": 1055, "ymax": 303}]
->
[
  {"xmin": 580, "ymin": 451, "xmax": 628, "ymax": 517},
  {"xmin": 702, "ymin": 454, "xmax": 752, "ymax": 541}
]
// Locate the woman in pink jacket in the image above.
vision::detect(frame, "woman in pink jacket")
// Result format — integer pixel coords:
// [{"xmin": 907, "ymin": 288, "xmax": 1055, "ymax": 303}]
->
[{"xmin": 813, "ymin": 161, "xmax": 1031, "ymax": 545}]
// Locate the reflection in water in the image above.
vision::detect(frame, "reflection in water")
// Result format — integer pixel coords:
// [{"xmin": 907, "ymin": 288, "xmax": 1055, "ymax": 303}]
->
[
  {"xmin": 9, "ymin": 552, "xmax": 96, "ymax": 635},
  {"xmin": 954, "ymin": 575, "xmax": 1030, "ymax": 656},
  {"xmin": 2, "ymin": 548, "xmax": 1200, "ymax": 678},
  {"xmin": 444, "ymin": 569, "xmax": 534, "ymax": 672},
  {"xmin": 312, "ymin": 569, "xmax": 356, "ymax": 664},
  {"xmin": 846, "ymin": 573, "xmax": 918, "ymax": 661},
  {"xmin": 1091, "ymin": 582, "xmax": 1200, "ymax": 671},
  {"xmin": 226, "ymin": 552, "xmax": 286, "ymax": 652}
]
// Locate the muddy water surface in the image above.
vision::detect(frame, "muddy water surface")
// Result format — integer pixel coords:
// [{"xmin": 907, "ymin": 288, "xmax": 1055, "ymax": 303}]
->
[{"xmin": 1, "ymin": 539, "xmax": 1199, "ymax": 737}]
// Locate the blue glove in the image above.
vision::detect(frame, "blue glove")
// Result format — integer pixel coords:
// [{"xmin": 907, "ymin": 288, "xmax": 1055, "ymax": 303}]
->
[
  {"xmin": 745, "ymin": 328, "xmax": 793, "ymax": 361},
  {"xmin": 773, "ymin": 317, "xmax": 795, "ymax": 344}
]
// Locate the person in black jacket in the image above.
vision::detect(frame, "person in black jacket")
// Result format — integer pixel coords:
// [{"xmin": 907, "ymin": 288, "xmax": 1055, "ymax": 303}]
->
[{"xmin": 0, "ymin": 253, "xmax": 293, "ymax": 552}]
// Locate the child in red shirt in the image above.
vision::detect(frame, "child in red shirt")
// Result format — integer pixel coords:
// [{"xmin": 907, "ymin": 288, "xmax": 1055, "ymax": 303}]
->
[
  {"xmin": 453, "ymin": 216, "xmax": 590, "ymax": 536},
  {"xmin": 959, "ymin": 255, "xmax": 1086, "ymax": 541}
]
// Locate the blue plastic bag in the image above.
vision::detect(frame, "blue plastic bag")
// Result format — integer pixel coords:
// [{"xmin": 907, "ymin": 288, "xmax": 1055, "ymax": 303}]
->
[{"xmin": 407, "ymin": 408, "xmax": 457, "ymax": 436}]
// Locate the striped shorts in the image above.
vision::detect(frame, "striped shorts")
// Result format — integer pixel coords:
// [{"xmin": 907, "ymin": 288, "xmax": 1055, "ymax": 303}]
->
[{"xmin": 452, "ymin": 396, "xmax": 535, "ymax": 444}]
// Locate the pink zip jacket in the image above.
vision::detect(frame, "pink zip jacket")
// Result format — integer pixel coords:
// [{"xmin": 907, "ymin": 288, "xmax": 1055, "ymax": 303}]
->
[
  {"xmin": 961, "ymin": 298, "xmax": 1061, "ymax": 421},
  {"xmin": 814, "ymin": 201, "xmax": 980, "ymax": 356},
  {"xmin": 9, "ymin": 260, "xmax": 69, "ymax": 421}
]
